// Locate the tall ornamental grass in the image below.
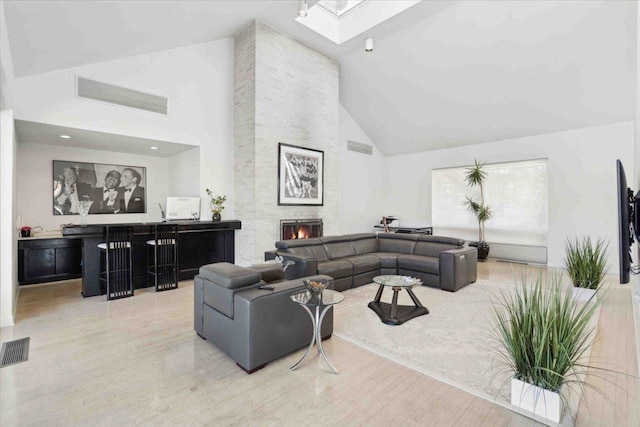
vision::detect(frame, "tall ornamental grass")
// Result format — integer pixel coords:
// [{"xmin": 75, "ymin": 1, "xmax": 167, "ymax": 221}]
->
[
  {"xmin": 563, "ymin": 237, "xmax": 608, "ymax": 290},
  {"xmin": 492, "ymin": 271, "xmax": 600, "ymax": 393}
]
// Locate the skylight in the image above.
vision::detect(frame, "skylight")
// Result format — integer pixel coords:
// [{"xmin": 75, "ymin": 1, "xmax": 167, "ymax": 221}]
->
[
  {"xmin": 317, "ymin": 0, "xmax": 366, "ymax": 17},
  {"xmin": 296, "ymin": 0, "xmax": 422, "ymax": 45}
]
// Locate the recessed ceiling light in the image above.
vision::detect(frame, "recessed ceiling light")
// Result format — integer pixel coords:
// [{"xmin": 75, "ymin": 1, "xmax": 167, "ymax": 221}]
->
[
  {"xmin": 60, "ymin": 135, "xmax": 71, "ymax": 139},
  {"xmin": 150, "ymin": 146, "xmax": 158, "ymax": 150}
]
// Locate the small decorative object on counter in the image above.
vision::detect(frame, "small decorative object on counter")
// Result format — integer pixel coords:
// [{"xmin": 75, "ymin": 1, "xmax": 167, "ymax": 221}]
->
[
  {"xmin": 78, "ymin": 200, "xmax": 93, "ymax": 225},
  {"xmin": 206, "ymin": 188, "xmax": 227, "ymax": 222},
  {"xmin": 20, "ymin": 226, "xmax": 31, "ymax": 238},
  {"xmin": 303, "ymin": 278, "xmax": 328, "ymax": 297}
]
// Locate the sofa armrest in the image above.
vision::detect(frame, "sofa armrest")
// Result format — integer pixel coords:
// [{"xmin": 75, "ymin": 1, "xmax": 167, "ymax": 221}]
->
[
  {"xmin": 439, "ymin": 247, "xmax": 478, "ymax": 292},
  {"xmin": 266, "ymin": 252, "xmax": 318, "ymax": 280},
  {"xmin": 248, "ymin": 263, "xmax": 284, "ymax": 283}
]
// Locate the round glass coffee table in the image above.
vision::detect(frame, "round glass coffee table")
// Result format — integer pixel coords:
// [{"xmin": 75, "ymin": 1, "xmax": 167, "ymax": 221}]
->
[
  {"xmin": 369, "ymin": 275, "xmax": 429, "ymax": 325},
  {"xmin": 290, "ymin": 289, "xmax": 344, "ymax": 374}
]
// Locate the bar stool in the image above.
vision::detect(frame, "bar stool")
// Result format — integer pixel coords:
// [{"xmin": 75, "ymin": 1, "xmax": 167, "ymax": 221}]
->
[
  {"xmin": 98, "ymin": 225, "xmax": 134, "ymax": 300},
  {"xmin": 146, "ymin": 223, "xmax": 178, "ymax": 292}
]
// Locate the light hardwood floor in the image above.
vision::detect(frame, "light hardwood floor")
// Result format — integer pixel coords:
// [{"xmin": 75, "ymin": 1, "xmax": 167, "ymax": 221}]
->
[{"xmin": 1, "ymin": 261, "xmax": 638, "ymax": 426}]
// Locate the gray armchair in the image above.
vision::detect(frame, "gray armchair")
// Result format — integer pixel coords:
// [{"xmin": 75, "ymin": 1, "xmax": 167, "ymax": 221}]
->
[{"xmin": 194, "ymin": 262, "xmax": 334, "ymax": 373}]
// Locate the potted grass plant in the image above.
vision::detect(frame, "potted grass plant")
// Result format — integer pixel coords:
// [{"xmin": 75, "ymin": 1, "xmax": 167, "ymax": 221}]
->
[
  {"xmin": 564, "ymin": 236, "xmax": 608, "ymax": 303},
  {"xmin": 491, "ymin": 271, "xmax": 601, "ymax": 423},
  {"xmin": 464, "ymin": 159, "xmax": 493, "ymax": 260}
]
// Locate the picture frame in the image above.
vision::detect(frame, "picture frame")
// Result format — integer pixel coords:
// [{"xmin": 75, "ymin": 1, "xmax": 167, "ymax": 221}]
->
[
  {"xmin": 278, "ymin": 143, "xmax": 324, "ymax": 206},
  {"xmin": 53, "ymin": 160, "xmax": 147, "ymax": 215}
]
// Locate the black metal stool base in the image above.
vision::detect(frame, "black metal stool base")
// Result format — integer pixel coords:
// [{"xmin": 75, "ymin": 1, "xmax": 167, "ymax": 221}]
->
[{"xmin": 368, "ymin": 301, "xmax": 429, "ymax": 325}]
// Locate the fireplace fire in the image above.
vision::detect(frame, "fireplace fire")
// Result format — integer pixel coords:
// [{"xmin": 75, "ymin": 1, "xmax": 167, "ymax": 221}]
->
[{"xmin": 280, "ymin": 219, "xmax": 323, "ymax": 241}]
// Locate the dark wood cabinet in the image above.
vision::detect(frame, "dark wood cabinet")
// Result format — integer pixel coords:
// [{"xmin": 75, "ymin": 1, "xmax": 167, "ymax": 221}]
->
[{"xmin": 18, "ymin": 238, "xmax": 82, "ymax": 285}]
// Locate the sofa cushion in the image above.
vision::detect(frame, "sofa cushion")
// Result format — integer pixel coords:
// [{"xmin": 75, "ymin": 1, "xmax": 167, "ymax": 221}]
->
[
  {"xmin": 417, "ymin": 235, "xmax": 465, "ymax": 246},
  {"xmin": 377, "ymin": 233, "xmax": 418, "ymax": 254},
  {"xmin": 414, "ymin": 242, "xmax": 462, "ymax": 258},
  {"xmin": 345, "ymin": 254, "xmax": 381, "ymax": 275},
  {"xmin": 276, "ymin": 238, "xmax": 329, "ymax": 261},
  {"xmin": 320, "ymin": 236, "xmax": 356, "ymax": 260},
  {"xmin": 397, "ymin": 254, "xmax": 439, "ymax": 275},
  {"xmin": 317, "ymin": 259, "xmax": 353, "ymax": 279},
  {"xmin": 199, "ymin": 262, "xmax": 261, "ymax": 289},
  {"xmin": 374, "ymin": 252, "xmax": 401, "ymax": 268},
  {"xmin": 413, "ymin": 235, "xmax": 465, "ymax": 257},
  {"xmin": 349, "ymin": 233, "xmax": 379, "ymax": 255},
  {"xmin": 247, "ymin": 263, "xmax": 283, "ymax": 283}
]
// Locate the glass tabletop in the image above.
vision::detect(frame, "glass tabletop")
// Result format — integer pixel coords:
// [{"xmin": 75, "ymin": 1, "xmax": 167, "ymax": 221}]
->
[
  {"xmin": 291, "ymin": 289, "xmax": 344, "ymax": 307},
  {"xmin": 373, "ymin": 275, "xmax": 422, "ymax": 288}
]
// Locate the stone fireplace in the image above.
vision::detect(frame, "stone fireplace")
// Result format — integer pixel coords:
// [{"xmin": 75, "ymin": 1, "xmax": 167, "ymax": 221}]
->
[
  {"xmin": 280, "ymin": 219, "xmax": 323, "ymax": 240},
  {"xmin": 233, "ymin": 22, "xmax": 339, "ymax": 265}
]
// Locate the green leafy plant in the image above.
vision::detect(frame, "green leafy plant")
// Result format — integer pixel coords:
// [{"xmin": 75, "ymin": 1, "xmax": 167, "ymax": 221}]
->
[
  {"xmin": 564, "ymin": 237, "xmax": 608, "ymax": 289},
  {"xmin": 463, "ymin": 159, "xmax": 493, "ymax": 242},
  {"xmin": 491, "ymin": 271, "xmax": 600, "ymax": 395},
  {"xmin": 205, "ymin": 188, "xmax": 227, "ymax": 213}
]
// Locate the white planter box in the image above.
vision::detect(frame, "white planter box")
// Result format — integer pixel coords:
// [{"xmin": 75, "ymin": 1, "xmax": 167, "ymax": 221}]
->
[
  {"xmin": 511, "ymin": 377, "xmax": 564, "ymax": 423},
  {"xmin": 572, "ymin": 287, "xmax": 597, "ymax": 303}
]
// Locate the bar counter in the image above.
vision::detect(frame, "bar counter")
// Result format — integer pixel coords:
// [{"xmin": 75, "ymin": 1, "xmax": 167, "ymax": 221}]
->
[{"xmin": 63, "ymin": 220, "xmax": 241, "ymax": 297}]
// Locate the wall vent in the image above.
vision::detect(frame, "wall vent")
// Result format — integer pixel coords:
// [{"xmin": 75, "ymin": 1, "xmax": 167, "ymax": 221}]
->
[
  {"xmin": 77, "ymin": 77, "xmax": 168, "ymax": 115},
  {"xmin": 347, "ymin": 140, "xmax": 373, "ymax": 155}
]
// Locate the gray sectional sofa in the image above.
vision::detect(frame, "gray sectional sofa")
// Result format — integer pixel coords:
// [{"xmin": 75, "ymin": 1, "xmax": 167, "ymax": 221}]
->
[{"xmin": 265, "ymin": 232, "xmax": 477, "ymax": 292}]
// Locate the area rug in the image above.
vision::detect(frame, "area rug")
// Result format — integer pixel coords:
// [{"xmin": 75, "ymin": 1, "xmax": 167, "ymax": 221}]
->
[{"xmin": 332, "ymin": 280, "xmax": 601, "ymax": 424}]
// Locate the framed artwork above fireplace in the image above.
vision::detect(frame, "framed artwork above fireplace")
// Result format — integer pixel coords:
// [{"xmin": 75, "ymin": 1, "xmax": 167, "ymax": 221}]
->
[{"xmin": 278, "ymin": 143, "xmax": 324, "ymax": 206}]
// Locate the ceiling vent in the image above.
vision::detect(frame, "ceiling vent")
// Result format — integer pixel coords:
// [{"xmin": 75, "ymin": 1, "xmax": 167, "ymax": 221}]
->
[
  {"xmin": 77, "ymin": 77, "xmax": 168, "ymax": 115},
  {"xmin": 347, "ymin": 140, "xmax": 373, "ymax": 155}
]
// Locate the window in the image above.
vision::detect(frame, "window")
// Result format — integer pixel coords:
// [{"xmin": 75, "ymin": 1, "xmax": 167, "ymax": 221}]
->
[{"xmin": 432, "ymin": 159, "xmax": 548, "ymax": 246}]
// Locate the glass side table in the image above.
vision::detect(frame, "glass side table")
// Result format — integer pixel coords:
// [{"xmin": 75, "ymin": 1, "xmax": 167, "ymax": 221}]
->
[{"xmin": 290, "ymin": 289, "xmax": 344, "ymax": 374}]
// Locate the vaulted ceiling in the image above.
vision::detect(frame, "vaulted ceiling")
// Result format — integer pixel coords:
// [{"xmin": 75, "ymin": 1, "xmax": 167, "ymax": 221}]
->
[{"xmin": 2, "ymin": 0, "xmax": 637, "ymax": 156}]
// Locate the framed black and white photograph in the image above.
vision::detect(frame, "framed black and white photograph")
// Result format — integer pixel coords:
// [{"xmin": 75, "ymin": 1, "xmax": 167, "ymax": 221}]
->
[
  {"xmin": 53, "ymin": 160, "xmax": 147, "ymax": 215},
  {"xmin": 278, "ymin": 143, "xmax": 324, "ymax": 206}
]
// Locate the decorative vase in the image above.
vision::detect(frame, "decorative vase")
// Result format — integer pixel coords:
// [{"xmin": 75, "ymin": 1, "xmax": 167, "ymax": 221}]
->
[
  {"xmin": 572, "ymin": 287, "xmax": 597, "ymax": 303},
  {"xmin": 20, "ymin": 230, "xmax": 30, "ymax": 238},
  {"xmin": 212, "ymin": 211, "xmax": 222, "ymax": 222},
  {"xmin": 511, "ymin": 377, "xmax": 564, "ymax": 423}
]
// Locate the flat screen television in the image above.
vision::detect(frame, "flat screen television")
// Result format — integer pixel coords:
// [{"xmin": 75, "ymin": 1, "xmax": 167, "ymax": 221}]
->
[{"xmin": 616, "ymin": 159, "xmax": 640, "ymax": 284}]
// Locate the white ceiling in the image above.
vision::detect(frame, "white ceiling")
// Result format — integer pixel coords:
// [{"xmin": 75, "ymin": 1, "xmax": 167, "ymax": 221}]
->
[{"xmin": 2, "ymin": 0, "xmax": 637, "ymax": 156}]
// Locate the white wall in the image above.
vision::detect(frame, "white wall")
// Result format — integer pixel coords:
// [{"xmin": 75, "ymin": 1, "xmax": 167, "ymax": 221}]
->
[
  {"xmin": 0, "ymin": 110, "xmax": 18, "ymax": 327},
  {"xmin": 168, "ymin": 147, "xmax": 201, "ymax": 197},
  {"xmin": 0, "ymin": 1, "xmax": 13, "ymax": 111},
  {"xmin": 338, "ymin": 104, "xmax": 386, "ymax": 233},
  {"xmin": 0, "ymin": 0, "xmax": 17, "ymax": 327},
  {"xmin": 17, "ymin": 143, "xmax": 170, "ymax": 230},
  {"xmin": 384, "ymin": 122, "xmax": 634, "ymax": 270},
  {"xmin": 12, "ymin": 38, "xmax": 235, "ymax": 220}
]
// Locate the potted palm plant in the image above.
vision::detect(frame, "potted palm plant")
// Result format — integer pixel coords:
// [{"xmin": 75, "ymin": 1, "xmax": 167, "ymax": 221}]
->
[
  {"xmin": 464, "ymin": 159, "xmax": 493, "ymax": 260},
  {"xmin": 491, "ymin": 271, "xmax": 601, "ymax": 423},
  {"xmin": 564, "ymin": 236, "xmax": 608, "ymax": 303}
]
